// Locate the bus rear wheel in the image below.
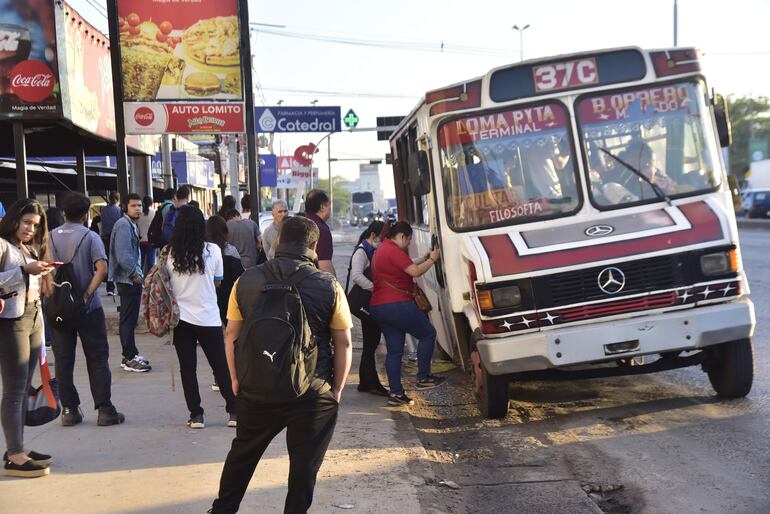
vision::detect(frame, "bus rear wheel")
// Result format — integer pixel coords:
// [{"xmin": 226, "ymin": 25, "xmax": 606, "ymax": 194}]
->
[
  {"xmin": 706, "ymin": 338, "xmax": 754, "ymax": 398},
  {"xmin": 471, "ymin": 350, "xmax": 509, "ymax": 419}
]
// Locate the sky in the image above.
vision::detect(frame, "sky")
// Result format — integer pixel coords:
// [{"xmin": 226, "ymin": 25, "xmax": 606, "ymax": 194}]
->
[{"xmin": 70, "ymin": 0, "xmax": 770, "ymax": 198}]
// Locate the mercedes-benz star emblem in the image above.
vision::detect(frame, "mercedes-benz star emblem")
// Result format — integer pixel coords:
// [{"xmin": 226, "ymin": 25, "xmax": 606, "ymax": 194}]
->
[
  {"xmin": 597, "ymin": 267, "xmax": 626, "ymax": 295},
  {"xmin": 585, "ymin": 224, "xmax": 615, "ymax": 237}
]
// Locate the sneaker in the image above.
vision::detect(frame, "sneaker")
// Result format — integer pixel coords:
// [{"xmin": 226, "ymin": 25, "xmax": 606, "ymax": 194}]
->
[
  {"xmin": 121, "ymin": 356, "xmax": 151, "ymax": 372},
  {"xmin": 407, "ymin": 352, "xmax": 418, "ymax": 363},
  {"xmin": 61, "ymin": 407, "xmax": 83, "ymax": 427},
  {"xmin": 211, "ymin": 381, "xmax": 220, "ymax": 392},
  {"xmin": 358, "ymin": 384, "xmax": 390, "ymax": 397},
  {"xmin": 187, "ymin": 414, "xmax": 205, "ymax": 429},
  {"xmin": 97, "ymin": 405, "xmax": 125, "ymax": 426},
  {"xmin": 4, "ymin": 459, "xmax": 50, "ymax": 478},
  {"xmin": 388, "ymin": 392, "xmax": 415, "ymax": 406},
  {"xmin": 135, "ymin": 355, "xmax": 151, "ymax": 365},
  {"xmin": 227, "ymin": 413, "xmax": 237, "ymax": 428},
  {"xmin": 3, "ymin": 451, "xmax": 52, "ymax": 467},
  {"xmin": 416, "ymin": 374, "xmax": 447, "ymax": 389}
]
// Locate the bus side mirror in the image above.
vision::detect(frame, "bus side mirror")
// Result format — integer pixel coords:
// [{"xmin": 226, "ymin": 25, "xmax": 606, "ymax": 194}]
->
[
  {"xmin": 713, "ymin": 92, "xmax": 732, "ymax": 148},
  {"xmin": 408, "ymin": 150, "xmax": 431, "ymax": 196}
]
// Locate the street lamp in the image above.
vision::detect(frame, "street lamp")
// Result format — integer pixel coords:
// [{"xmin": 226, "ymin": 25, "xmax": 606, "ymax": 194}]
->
[
  {"xmin": 310, "ymin": 99, "xmax": 319, "ymax": 106},
  {"xmin": 512, "ymin": 24, "xmax": 530, "ymax": 62}
]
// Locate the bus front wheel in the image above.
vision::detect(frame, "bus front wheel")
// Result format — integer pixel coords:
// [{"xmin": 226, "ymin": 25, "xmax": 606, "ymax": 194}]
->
[
  {"xmin": 705, "ymin": 338, "xmax": 754, "ymax": 398},
  {"xmin": 471, "ymin": 350, "xmax": 509, "ymax": 419}
]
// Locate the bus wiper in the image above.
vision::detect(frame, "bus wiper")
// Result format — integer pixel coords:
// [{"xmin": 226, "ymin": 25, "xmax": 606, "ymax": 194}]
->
[{"xmin": 598, "ymin": 147, "xmax": 672, "ymax": 206}]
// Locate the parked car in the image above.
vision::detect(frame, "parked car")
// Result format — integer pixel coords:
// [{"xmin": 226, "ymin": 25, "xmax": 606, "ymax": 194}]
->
[{"xmin": 743, "ymin": 189, "xmax": 770, "ymax": 218}]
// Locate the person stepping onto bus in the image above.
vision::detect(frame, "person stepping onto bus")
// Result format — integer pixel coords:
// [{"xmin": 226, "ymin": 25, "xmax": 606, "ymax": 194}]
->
[{"xmin": 369, "ymin": 222, "xmax": 445, "ymax": 406}]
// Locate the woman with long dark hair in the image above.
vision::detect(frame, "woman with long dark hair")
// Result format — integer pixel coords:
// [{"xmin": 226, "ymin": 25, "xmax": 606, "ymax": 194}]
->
[
  {"xmin": 0, "ymin": 199, "xmax": 54, "ymax": 477},
  {"xmin": 205, "ymin": 215, "xmax": 243, "ymax": 325},
  {"xmin": 137, "ymin": 195, "xmax": 156, "ymax": 275},
  {"xmin": 346, "ymin": 220, "xmax": 388, "ymax": 396},
  {"xmin": 369, "ymin": 221, "xmax": 444, "ymax": 407},
  {"xmin": 166, "ymin": 206, "xmax": 236, "ymax": 428}
]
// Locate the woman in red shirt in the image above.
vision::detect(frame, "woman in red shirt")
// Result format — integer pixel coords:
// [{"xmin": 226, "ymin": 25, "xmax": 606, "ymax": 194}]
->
[{"xmin": 369, "ymin": 222, "xmax": 444, "ymax": 406}]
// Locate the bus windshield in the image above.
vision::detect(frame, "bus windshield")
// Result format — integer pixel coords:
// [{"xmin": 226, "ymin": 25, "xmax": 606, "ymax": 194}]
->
[
  {"xmin": 438, "ymin": 101, "xmax": 581, "ymax": 230},
  {"xmin": 577, "ymin": 80, "xmax": 722, "ymax": 208}
]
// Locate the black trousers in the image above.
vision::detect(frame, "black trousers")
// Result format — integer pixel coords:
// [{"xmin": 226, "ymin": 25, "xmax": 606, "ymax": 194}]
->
[
  {"xmin": 359, "ymin": 315, "xmax": 385, "ymax": 390},
  {"xmin": 51, "ymin": 308, "xmax": 112, "ymax": 410},
  {"xmin": 172, "ymin": 320, "xmax": 235, "ymax": 417},
  {"xmin": 211, "ymin": 389, "xmax": 339, "ymax": 514}
]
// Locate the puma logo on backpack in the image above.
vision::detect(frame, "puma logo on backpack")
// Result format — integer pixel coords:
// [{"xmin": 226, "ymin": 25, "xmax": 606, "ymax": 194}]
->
[{"xmin": 235, "ymin": 263, "xmax": 318, "ymax": 403}]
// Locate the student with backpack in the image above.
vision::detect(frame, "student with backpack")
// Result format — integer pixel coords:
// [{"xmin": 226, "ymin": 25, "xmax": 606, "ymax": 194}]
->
[
  {"xmin": 109, "ymin": 194, "xmax": 151, "ymax": 373},
  {"xmin": 167, "ymin": 206, "xmax": 236, "ymax": 429},
  {"xmin": 48, "ymin": 193, "xmax": 125, "ymax": 428},
  {"xmin": 210, "ymin": 216, "xmax": 353, "ymax": 514}
]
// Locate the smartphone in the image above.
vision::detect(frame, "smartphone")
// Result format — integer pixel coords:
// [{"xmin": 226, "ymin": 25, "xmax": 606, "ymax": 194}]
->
[
  {"xmin": 0, "ymin": 291, "xmax": 18, "ymax": 300},
  {"xmin": 49, "ymin": 261, "xmax": 64, "ymax": 268}
]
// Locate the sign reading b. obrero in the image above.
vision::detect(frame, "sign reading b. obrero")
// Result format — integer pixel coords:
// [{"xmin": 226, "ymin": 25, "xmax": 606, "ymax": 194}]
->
[{"xmin": 124, "ymin": 102, "xmax": 244, "ymax": 134}]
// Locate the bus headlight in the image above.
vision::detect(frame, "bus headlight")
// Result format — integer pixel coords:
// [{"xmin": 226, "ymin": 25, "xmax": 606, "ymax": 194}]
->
[
  {"xmin": 477, "ymin": 285, "xmax": 522, "ymax": 311},
  {"xmin": 700, "ymin": 249, "xmax": 737, "ymax": 276}
]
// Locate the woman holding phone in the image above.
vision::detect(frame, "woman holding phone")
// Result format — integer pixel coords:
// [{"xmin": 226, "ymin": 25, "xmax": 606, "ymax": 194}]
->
[{"xmin": 0, "ymin": 199, "xmax": 54, "ymax": 478}]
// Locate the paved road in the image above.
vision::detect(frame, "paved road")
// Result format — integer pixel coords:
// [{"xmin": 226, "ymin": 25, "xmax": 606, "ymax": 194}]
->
[{"xmin": 396, "ymin": 229, "xmax": 770, "ymax": 514}]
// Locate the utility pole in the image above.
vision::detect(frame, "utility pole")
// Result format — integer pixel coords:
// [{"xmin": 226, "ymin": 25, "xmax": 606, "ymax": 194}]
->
[{"xmin": 512, "ymin": 24, "xmax": 530, "ymax": 62}]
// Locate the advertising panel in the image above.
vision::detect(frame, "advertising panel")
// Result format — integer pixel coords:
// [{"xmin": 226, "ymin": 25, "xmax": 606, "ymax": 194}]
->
[
  {"xmin": 58, "ymin": 4, "xmax": 115, "ymax": 140},
  {"xmin": 256, "ymin": 106, "xmax": 341, "ymax": 133},
  {"xmin": 0, "ymin": 0, "xmax": 61, "ymax": 118},
  {"xmin": 171, "ymin": 150, "xmax": 214, "ymax": 189},
  {"xmin": 259, "ymin": 154, "xmax": 277, "ymax": 187},
  {"xmin": 124, "ymin": 101, "xmax": 244, "ymax": 134},
  {"xmin": 116, "ymin": 0, "xmax": 242, "ymax": 102}
]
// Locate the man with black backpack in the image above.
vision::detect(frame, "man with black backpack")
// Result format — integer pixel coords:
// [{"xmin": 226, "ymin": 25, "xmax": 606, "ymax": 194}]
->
[
  {"xmin": 210, "ymin": 216, "xmax": 353, "ymax": 514},
  {"xmin": 49, "ymin": 193, "xmax": 125, "ymax": 427}
]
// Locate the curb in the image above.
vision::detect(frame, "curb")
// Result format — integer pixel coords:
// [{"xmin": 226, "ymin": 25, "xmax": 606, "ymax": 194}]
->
[{"xmin": 737, "ymin": 218, "xmax": 770, "ymax": 231}]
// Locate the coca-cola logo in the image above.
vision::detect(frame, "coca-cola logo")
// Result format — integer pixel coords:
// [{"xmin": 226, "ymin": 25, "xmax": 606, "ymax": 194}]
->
[
  {"xmin": 134, "ymin": 107, "xmax": 155, "ymax": 126},
  {"xmin": 9, "ymin": 60, "xmax": 55, "ymax": 103}
]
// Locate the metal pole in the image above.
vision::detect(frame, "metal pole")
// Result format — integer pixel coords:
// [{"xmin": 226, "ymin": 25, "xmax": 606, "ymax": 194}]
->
[
  {"xmin": 674, "ymin": 0, "xmax": 678, "ymax": 46},
  {"xmin": 145, "ymin": 155, "xmax": 153, "ymax": 200},
  {"xmin": 519, "ymin": 30, "xmax": 524, "ymax": 61},
  {"xmin": 328, "ymin": 134, "xmax": 333, "ymax": 221},
  {"xmin": 242, "ymin": 15, "xmax": 260, "ymax": 216},
  {"xmin": 13, "ymin": 122, "xmax": 28, "ymax": 200},
  {"xmin": 106, "ymin": 0, "xmax": 130, "ymax": 200},
  {"xmin": 161, "ymin": 134, "xmax": 173, "ymax": 189},
  {"xmin": 76, "ymin": 146, "xmax": 87, "ymax": 196}
]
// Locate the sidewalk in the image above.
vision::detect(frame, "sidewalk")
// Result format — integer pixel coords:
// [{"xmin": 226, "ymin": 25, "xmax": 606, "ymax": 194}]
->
[{"xmin": 1, "ymin": 310, "xmax": 432, "ymax": 513}]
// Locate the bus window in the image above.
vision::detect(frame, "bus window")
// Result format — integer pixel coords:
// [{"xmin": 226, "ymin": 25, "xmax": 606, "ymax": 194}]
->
[
  {"xmin": 438, "ymin": 101, "xmax": 581, "ymax": 230},
  {"xmin": 577, "ymin": 80, "xmax": 721, "ymax": 208}
]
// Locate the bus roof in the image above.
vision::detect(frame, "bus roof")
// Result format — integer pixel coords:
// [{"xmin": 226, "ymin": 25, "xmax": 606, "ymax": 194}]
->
[{"xmin": 389, "ymin": 46, "xmax": 701, "ymax": 141}]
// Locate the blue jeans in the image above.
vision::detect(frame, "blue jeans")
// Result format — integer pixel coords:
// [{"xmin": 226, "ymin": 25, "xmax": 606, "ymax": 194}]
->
[
  {"xmin": 140, "ymin": 244, "xmax": 156, "ymax": 276},
  {"xmin": 370, "ymin": 301, "xmax": 436, "ymax": 395},
  {"xmin": 116, "ymin": 282, "xmax": 142, "ymax": 360}
]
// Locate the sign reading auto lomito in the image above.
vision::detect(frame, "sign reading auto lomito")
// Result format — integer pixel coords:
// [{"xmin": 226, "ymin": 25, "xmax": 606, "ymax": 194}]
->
[{"xmin": 256, "ymin": 106, "xmax": 341, "ymax": 133}]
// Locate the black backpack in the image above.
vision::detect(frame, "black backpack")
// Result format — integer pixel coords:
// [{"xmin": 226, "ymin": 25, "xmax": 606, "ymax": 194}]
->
[
  {"xmin": 147, "ymin": 207, "xmax": 166, "ymax": 248},
  {"xmin": 235, "ymin": 263, "xmax": 317, "ymax": 403},
  {"xmin": 47, "ymin": 233, "xmax": 89, "ymax": 330}
]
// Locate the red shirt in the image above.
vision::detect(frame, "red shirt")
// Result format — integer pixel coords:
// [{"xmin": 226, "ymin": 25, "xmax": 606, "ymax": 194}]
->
[{"xmin": 370, "ymin": 238, "xmax": 414, "ymax": 306}]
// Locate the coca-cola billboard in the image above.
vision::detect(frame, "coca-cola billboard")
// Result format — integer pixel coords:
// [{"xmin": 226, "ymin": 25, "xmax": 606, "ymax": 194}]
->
[{"xmin": 0, "ymin": 2, "xmax": 61, "ymax": 118}]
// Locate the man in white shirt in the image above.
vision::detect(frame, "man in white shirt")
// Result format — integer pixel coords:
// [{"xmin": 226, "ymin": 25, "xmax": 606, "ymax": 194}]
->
[{"xmin": 261, "ymin": 199, "xmax": 289, "ymax": 260}]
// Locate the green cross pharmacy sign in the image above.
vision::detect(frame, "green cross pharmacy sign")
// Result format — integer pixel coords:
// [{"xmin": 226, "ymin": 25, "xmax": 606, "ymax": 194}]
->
[{"xmin": 343, "ymin": 109, "xmax": 359, "ymax": 129}]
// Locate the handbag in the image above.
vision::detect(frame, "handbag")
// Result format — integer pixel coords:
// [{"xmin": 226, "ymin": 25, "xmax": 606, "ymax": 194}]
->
[
  {"xmin": 26, "ymin": 345, "xmax": 61, "ymax": 426},
  {"xmin": 383, "ymin": 279, "xmax": 433, "ymax": 313}
]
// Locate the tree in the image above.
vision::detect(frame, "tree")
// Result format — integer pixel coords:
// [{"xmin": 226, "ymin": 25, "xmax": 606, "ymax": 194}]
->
[
  {"xmin": 316, "ymin": 176, "xmax": 351, "ymax": 219},
  {"xmin": 726, "ymin": 96, "xmax": 770, "ymax": 180}
]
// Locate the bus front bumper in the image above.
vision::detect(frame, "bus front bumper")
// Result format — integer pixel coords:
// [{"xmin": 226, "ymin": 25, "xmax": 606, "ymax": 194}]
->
[{"xmin": 476, "ymin": 299, "xmax": 755, "ymax": 375}]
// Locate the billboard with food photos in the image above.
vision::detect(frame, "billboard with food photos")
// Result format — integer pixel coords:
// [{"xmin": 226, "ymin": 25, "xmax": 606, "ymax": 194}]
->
[
  {"xmin": 0, "ymin": 0, "xmax": 62, "ymax": 119},
  {"xmin": 116, "ymin": 0, "xmax": 243, "ymax": 102}
]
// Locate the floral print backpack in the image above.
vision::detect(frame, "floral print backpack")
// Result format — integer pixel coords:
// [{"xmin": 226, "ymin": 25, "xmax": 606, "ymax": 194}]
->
[{"xmin": 141, "ymin": 246, "xmax": 179, "ymax": 337}]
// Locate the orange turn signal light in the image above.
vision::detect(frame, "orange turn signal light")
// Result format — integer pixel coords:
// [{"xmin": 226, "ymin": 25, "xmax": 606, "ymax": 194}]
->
[
  {"xmin": 727, "ymin": 249, "xmax": 738, "ymax": 272},
  {"xmin": 477, "ymin": 290, "xmax": 494, "ymax": 311}
]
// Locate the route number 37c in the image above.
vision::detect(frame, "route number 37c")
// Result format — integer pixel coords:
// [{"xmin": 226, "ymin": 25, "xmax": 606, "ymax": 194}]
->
[{"xmin": 533, "ymin": 58, "xmax": 599, "ymax": 93}]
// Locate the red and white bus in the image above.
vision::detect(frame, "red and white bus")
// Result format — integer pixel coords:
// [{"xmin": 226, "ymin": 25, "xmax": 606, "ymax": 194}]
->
[{"xmin": 389, "ymin": 47, "xmax": 754, "ymax": 418}]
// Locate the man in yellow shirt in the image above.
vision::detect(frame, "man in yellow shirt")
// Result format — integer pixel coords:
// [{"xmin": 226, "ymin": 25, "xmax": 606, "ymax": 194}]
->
[{"xmin": 211, "ymin": 216, "xmax": 352, "ymax": 514}]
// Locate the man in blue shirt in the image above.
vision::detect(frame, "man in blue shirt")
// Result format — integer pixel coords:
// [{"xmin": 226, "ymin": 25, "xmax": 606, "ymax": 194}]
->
[
  {"xmin": 49, "ymin": 193, "xmax": 125, "ymax": 427},
  {"xmin": 100, "ymin": 192, "xmax": 121, "ymax": 295},
  {"xmin": 109, "ymin": 193, "xmax": 151, "ymax": 373}
]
